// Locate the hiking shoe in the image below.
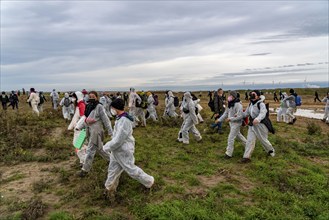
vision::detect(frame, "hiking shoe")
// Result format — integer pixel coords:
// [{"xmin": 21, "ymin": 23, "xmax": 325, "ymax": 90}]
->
[
  {"xmin": 240, "ymin": 158, "xmax": 251, "ymax": 163},
  {"xmin": 224, "ymin": 154, "xmax": 232, "ymax": 159},
  {"xmin": 268, "ymin": 150, "xmax": 275, "ymax": 157},
  {"xmin": 292, "ymin": 118, "xmax": 297, "ymax": 124},
  {"xmin": 78, "ymin": 170, "xmax": 88, "ymax": 178},
  {"xmin": 196, "ymin": 137, "xmax": 203, "ymax": 142}
]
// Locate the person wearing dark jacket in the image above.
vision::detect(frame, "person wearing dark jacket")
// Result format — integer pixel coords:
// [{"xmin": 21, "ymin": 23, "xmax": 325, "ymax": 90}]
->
[
  {"xmin": 212, "ymin": 88, "xmax": 225, "ymax": 134},
  {"xmin": 314, "ymin": 91, "xmax": 321, "ymax": 102},
  {"xmin": 8, "ymin": 91, "xmax": 19, "ymax": 110},
  {"xmin": 1, "ymin": 92, "xmax": 9, "ymax": 110}
]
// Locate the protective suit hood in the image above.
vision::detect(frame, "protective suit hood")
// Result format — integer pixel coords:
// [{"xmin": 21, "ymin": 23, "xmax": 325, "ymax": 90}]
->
[
  {"xmin": 75, "ymin": 91, "xmax": 84, "ymax": 102},
  {"xmin": 184, "ymin": 92, "xmax": 192, "ymax": 101},
  {"xmin": 64, "ymin": 93, "xmax": 69, "ymax": 98},
  {"xmin": 168, "ymin": 91, "xmax": 174, "ymax": 97}
]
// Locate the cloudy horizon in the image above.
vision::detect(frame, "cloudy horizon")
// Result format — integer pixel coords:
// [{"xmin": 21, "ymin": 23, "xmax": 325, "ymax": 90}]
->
[{"xmin": 1, "ymin": 1, "xmax": 328, "ymax": 92}]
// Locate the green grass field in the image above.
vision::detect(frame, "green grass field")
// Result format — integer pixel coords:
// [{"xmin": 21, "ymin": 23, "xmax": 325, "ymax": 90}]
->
[{"xmin": 0, "ymin": 89, "xmax": 328, "ymax": 220}]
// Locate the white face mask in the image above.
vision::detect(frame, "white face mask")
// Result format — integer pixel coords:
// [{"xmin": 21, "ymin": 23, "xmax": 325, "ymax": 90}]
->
[
  {"xmin": 110, "ymin": 108, "xmax": 117, "ymax": 116},
  {"xmin": 71, "ymin": 98, "xmax": 76, "ymax": 102}
]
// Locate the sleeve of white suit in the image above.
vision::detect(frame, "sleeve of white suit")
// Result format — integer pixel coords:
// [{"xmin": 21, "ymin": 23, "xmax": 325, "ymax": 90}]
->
[
  {"xmin": 99, "ymin": 106, "xmax": 113, "ymax": 135},
  {"xmin": 103, "ymin": 119, "xmax": 130, "ymax": 152},
  {"xmin": 59, "ymin": 98, "xmax": 64, "ymax": 106},
  {"xmin": 242, "ymin": 104, "xmax": 250, "ymax": 118},
  {"xmin": 218, "ymin": 108, "xmax": 228, "ymax": 123}
]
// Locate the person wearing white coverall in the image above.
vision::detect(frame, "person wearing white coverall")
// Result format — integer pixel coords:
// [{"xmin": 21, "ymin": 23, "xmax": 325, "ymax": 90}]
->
[
  {"xmin": 27, "ymin": 88, "xmax": 40, "ymax": 116},
  {"xmin": 99, "ymin": 92, "xmax": 112, "ymax": 118},
  {"xmin": 50, "ymin": 89, "xmax": 59, "ymax": 110},
  {"xmin": 103, "ymin": 98, "xmax": 154, "ymax": 197},
  {"xmin": 146, "ymin": 92, "xmax": 158, "ymax": 121},
  {"xmin": 277, "ymin": 92, "xmax": 288, "ymax": 123},
  {"xmin": 68, "ymin": 91, "xmax": 87, "ymax": 165},
  {"xmin": 177, "ymin": 92, "xmax": 202, "ymax": 144},
  {"xmin": 241, "ymin": 90, "xmax": 275, "ymax": 163},
  {"xmin": 165, "ymin": 91, "xmax": 178, "ymax": 117},
  {"xmin": 135, "ymin": 92, "xmax": 147, "ymax": 127},
  {"xmin": 283, "ymin": 89, "xmax": 297, "ymax": 124},
  {"xmin": 128, "ymin": 88, "xmax": 141, "ymax": 128},
  {"xmin": 59, "ymin": 93, "xmax": 72, "ymax": 121},
  {"xmin": 322, "ymin": 92, "xmax": 329, "ymax": 123},
  {"xmin": 76, "ymin": 91, "xmax": 113, "ymax": 177},
  {"xmin": 216, "ymin": 90, "xmax": 247, "ymax": 158}
]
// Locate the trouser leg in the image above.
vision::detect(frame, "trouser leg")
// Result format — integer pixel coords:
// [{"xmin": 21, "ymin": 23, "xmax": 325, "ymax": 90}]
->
[
  {"xmin": 243, "ymin": 127, "xmax": 257, "ymax": 159},
  {"xmin": 253, "ymin": 124, "xmax": 275, "ymax": 154}
]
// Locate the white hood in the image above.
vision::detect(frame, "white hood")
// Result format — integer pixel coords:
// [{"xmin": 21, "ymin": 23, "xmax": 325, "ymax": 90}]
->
[{"xmin": 75, "ymin": 91, "xmax": 84, "ymax": 102}]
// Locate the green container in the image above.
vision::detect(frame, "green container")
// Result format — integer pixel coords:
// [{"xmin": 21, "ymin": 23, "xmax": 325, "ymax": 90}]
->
[{"xmin": 74, "ymin": 129, "xmax": 87, "ymax": 149}]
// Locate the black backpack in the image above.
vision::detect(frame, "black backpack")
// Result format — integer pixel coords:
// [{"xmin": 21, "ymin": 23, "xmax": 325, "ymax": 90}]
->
[
  {"xmin": 254, "ymin": 102, "xmax": 275, "ymax": 134},
  {"xmin": 173, "ymin": 97, "xmax": 179, "ymax": 107},
  {"xmin": 63, "ymin": 97, "xmax": 71, "ymax": 107},
  {"xmin": 153, "ymin": 94, "xmax": 159, "ymax": 106},
  {"xmin": 136, "ymin": 93, "xmax": 148, "ymax": 109},
  {"xmin": 39, "ymin": 94, "xmax": 44, "ymax": 105},
  {"xmin": 208, "ymin": 98, "xmax": 215, "ymax": 112}
]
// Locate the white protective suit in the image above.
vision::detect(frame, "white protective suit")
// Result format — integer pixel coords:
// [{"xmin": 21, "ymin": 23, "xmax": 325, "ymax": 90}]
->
[
  {"xmin": 68, "ymin": 91, "xmax": 87, "ymax": 164},
  {"xmin": 177, "ymin": 92, "xmax": 202, "ymax": 144},
  {"xmin": 135, "ymin": 107, "xmax": 146, "ymax": 126},
  {"xmin": 243, "ymin": 99, "xmax": 275, "ymax": 159},
  {"xmin": 277, "ymin": 93, "xmax": 288, "ymax": 122},
  {"xmin": 50, "ymin": 90, "xmax": 59, "ymax": 110},
  {"xmin": 27, "ymin": 92, "xmax": 40, "ymax": 116},
  {"xmin": 128, "ymin": 88, "xmax": 141, "ymax": 127},
  {"xmin": 165, "ymin": 91, "xmax": 177, "ymax": 117},
  {"xmin": 59, "ymin": 93, "xmax": 72, "ymax": 120},
  {"xmin": 283, "ymin": 94, "xmax": 296, "ymax": 123},
  {"xmin": 322, "ymin": 95, "xmax": 329, "ymax": 123},
  {"xmin": 76, "ymin": 103, "xmax": 113, "ymax": 172},
  {"xmin": 99, "ymin": 94, "xmax": 112, "ymax": 118},
  {"xmin": 147, "ymin": 94, "xmax": 158, "ymax": 121},
  {"xmin": 218, "ymin": 100, "xmax": 247, "ymax": 157},
  {"xmin": 103, "ymin": 113, "xmax": 154, "ymax": 192}
]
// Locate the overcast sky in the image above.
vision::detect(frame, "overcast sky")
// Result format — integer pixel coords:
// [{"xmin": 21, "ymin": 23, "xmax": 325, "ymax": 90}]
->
[{"xmin": 1, "ymin": 1, "xmax": 328, "ymax": 92}]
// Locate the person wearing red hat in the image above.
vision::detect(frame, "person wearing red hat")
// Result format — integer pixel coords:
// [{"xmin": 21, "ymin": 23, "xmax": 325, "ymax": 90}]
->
[{"xmin": 82, "ymin": 89, "xmax": 89, "ymax": 104}]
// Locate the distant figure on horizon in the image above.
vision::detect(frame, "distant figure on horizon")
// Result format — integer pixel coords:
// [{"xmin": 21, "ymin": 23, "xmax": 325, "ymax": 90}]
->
[
  {"xmin": 8, "ymin": 91, "xmax": 19, "ymax": 110},
  {"xmin": 38, "ymin": 91, "xmax": 47, "ymax": 112},
  {"xmin": 283, "ymin": 89, "xmax": 297, "ymax": 125},
  {"xmin": 50, "ymin": 89, "xmax": 59, "ymax": 110},
  {"xmin": 273, "ymin": 91, "xmax": 279, "ymax": 102},
  {"xmin": 1, "ymin": 92, "xmax": 9, "ymax": 111},
  {"xmin": 314, "ymin": 91, "xmax": 321, "ymax": 102},
  {"xmin": 27, "ymin": 88, "xmax": 40, "ymax": 116},
  {"xmin": 245, "ymin": 91, "xmax": 249, "ymax": 101}
]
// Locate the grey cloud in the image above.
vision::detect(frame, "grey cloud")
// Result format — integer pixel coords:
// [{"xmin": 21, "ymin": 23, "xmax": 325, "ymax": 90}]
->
[
  {"xmin": 1, "ymin": 1, "xmax": 328, "ymax": 91},
  {"xmin": 249, "ymin": 53, "xmax": 271, "ymax": 56}
]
